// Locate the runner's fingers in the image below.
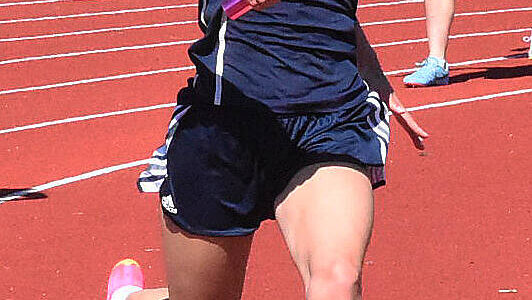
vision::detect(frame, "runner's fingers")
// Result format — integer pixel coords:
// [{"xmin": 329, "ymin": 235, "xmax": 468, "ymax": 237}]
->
[
  {"xmin": 387, "ymin": 92, "xmax": 429, "ymax": 150},
  {"xmin": 389, "ymin": 101, "xmax": 407, "ymax": 115},
  {"xmin": 401, "ymin": 112, "xmax": 429, "ymax": 138},
  {"xmin": 255, "ymin": 0, "xmax": 279, "ymax": 10},
  {"xmin": 394, "ymin": 112, "xmax": 429, "ymax": 150},
  {"xmin": 388, "ymin": 93, "xmax": 407, "ymax": 115}
]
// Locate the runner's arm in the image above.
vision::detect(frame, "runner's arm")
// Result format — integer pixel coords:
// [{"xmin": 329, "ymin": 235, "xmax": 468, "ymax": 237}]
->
[
  {"xmin": 353, "ymin": 22, "xmax": 430, "ymax": 150},
  {"xmin": 353, "ymin": 21, "xmax": 393, "ymax": 100}
]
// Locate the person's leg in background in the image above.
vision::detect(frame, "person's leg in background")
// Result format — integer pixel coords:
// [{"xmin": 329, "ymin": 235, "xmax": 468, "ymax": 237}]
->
[{"xmin": 425, "ymin": 0, "xmax": 455, "ymax": 60}]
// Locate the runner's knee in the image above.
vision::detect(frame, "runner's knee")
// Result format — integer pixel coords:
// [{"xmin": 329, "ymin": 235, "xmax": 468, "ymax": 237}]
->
[{"xmin": 308, "ymin": 258, "xmax": 362, "ymax": 292}]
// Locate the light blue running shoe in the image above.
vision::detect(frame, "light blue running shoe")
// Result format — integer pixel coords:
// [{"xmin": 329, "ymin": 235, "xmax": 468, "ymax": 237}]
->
[{"xmin": 403, "ymin": 56, "xmax": 449, "ymax": 87}]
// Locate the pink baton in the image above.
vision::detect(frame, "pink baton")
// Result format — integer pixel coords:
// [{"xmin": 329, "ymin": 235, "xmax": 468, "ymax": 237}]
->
[{"xmin": 222, "ymin": 0, "xmax": 252, "ymax": 19}]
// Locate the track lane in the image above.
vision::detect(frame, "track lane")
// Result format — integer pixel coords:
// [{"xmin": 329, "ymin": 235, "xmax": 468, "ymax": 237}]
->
[
  {"xmin": 375, "ymin": 32, "xmax": 531, "ymax": 71},
  {"xmin": 357, "ymin": 0, "xmax": 531, "ymax": 23},
  {"xmin": 0, "ymin": 0, "xmax": 63, "ymax": 5},
  {"xmin": 0, "ymin": 45, "xmax": 192, "ymax": 90},
  {"xmin": 0, "ymin": 0, "xmax": 527, "ymax": 24},
  {"xmin": 0, "ymin": 22, "xmax": 200, "ymax": 61},
  {"xmin": 0, "ymin": 69, "xmax": 195, "ymax": 128},
  {"xmin": 363, "ymin": 10, "xmax": 532, "ymax": 44},
  {"xmin": 0, "ymin": 4, "xmax": 196, "ymax": 25},
  {"xmin": 0, "ymin": 167, "xmax": 168, "ymax": 300},
  {"xmin": 0, "ymin": 0, "xmax": 195, "ymax": 19},
  {"xmin": 1, "ymin": 107, "xmax": 174, "ymax": 187},
  {"xmin": 388, "ymin": 59, "xmax": 532, "ymax": 108},
  {"xmin": 0, "ymin": 6, "xmax": 196, "ymax": 38}
]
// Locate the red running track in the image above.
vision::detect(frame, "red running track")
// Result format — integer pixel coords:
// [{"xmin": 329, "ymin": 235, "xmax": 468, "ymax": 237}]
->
[{"xmin": 0, "ymin": 0, "xmax": 531, "ymax": 299}]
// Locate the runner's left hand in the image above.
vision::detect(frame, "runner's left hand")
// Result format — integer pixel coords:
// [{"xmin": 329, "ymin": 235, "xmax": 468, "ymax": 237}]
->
[{"xmin": 388, "ymin": 92, "xmax": 429, "ymax": 150}]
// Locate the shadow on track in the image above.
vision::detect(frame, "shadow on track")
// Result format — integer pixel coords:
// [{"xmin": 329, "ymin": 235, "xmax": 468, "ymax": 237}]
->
[
  {"xmin": 511, "ymin": 47, "xmax": 529, "ymax": 52},
  {"xmin": 0, "ymin": 188, "xmax": 47, "ymax": 202},
  {"xmin": 446, "ymin": 52, "xmax": 531, "ymax": 84},
  {"xmin": 449, "ymin": 64, "xmax": 531, "ymax": 84}
]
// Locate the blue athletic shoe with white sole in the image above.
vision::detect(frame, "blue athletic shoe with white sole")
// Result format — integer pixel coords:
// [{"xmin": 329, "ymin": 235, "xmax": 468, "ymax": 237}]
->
[{"xmin": 403, "ymin": 56, "xmax": 449, "ymax": 87}]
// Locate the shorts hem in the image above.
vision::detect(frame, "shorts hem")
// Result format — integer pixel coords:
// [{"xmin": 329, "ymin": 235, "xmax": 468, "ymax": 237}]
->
[
  {"xmin": 372, "ymin": 180, "xmax": 386, "ymax": 190},
  {"xmin": 299, "ymin": 153, "xmax": 386, "ymax": 189},
  {"xmin": 162, "ymin": 209, "xmax": 258, "ymax": 237}
]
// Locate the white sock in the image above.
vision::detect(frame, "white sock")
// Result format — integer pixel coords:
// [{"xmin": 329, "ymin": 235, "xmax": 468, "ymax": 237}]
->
[
  {"xmin": 429, "ymin": 56, "xmax": 448, "ymax": 69},
  {"xmin": 110, "ymin": 285, "xmax": 143, "ymax": 300}
]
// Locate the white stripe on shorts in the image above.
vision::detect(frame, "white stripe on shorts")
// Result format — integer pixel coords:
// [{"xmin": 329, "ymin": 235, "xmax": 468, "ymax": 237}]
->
[
  {"xmin": 214, "ymin": 15, "xmax": 228, "ymax": 106},
  {"xmin": 365, "ymin": 92, "xmax": 390, "ymax": 165},
  {"xmin": 137, "ymin": 105, "xmax": 190, "ymax": 192}
]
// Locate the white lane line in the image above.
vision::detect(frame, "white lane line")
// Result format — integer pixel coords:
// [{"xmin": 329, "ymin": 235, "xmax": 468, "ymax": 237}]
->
[
  {"xmin": 456, "ymin": 6, "xmax": 532, "ymax": 17},
  {"xmin": 362, "ymin": 16, "xmax": 426, "ymax": 26},
  {"xmin": 407, "ymin": 88, "xmax": 532, "ymax": 112},
  {"xmin": 0, "ymin": 52, "xmax": 528, "ymax": 134},
  {"xmin": 361, "ymin": 7, "xmax": 532, "ymax": 27},
  {"xmin": 0, "ymin": 4, "xmax": 197, "ymax": 24},
  {"xmin": 0, "ymin": 39, "xmax": 198, "ymax": 65},
  {"xmin": 0, "ymin": 159, "xmax": 152, "ymax": 203},
  {"xmin": 358, "ymin": 0, "xmax": 423, "ymax": 8},
  {"xmin": 373, "ymin": 27, "xmax": 532, "ymax": 47},
  {"xmin": 2, "ymin": 87, "xmax": 531, "ymax": 203},
  {"xmin": 0, "ymin": 103, "xmax": 176, "ymax": 134},
  {"xmin": 0, "ymin": 20, "xmax": 196, "ymax": 43},
  {"xmin": 0, "ymin": 0, "xmax": 61, "ymax": 7},
  {"xmin": 0, "ymin": 66, "xmax": 196, "ymax": 95}
]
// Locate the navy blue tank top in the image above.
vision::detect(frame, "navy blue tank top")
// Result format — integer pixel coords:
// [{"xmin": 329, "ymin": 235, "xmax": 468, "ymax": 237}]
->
[{"xmin": 186, "ymin": 0, "xmax": 369, "ymax": 113}]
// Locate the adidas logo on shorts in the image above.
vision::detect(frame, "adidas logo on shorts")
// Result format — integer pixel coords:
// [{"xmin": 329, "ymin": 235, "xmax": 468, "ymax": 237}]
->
[{"xmin": 161, "ymin": 194, "xmax": 178, "ymax": 214}]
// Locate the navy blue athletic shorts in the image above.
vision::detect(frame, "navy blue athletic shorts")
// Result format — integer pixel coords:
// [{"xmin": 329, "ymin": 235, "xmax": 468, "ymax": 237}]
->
[{"xmin": 150, "ymin": 87, "xmax": 390, "ymax": 237}]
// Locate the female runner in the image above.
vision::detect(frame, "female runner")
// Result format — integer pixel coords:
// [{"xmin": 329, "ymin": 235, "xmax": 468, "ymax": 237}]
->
[{"xmin": 108, "ymin": 0, "xmax": 429, "ymax": 298}]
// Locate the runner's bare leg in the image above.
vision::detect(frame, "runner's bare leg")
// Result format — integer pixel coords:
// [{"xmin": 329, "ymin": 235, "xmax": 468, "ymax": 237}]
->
[
  {"xmin": 127, "ymin": 214, "xmax": 253, "ymax": 300},
  {"xmin": 275, "ymin": 163, "xmax": 374, "ymax": 300}
]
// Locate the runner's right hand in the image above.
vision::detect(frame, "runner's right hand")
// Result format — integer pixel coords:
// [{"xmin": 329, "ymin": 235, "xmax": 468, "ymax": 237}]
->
[{"xmin": 388, "ymin": 92, "xmax": 430, "ymax": 150}]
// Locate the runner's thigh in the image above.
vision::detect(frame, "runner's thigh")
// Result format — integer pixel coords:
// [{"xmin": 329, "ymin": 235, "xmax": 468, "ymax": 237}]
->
[{"xmin": 275, "ymin": 163, "xmax": 374, "ymax": 285}]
